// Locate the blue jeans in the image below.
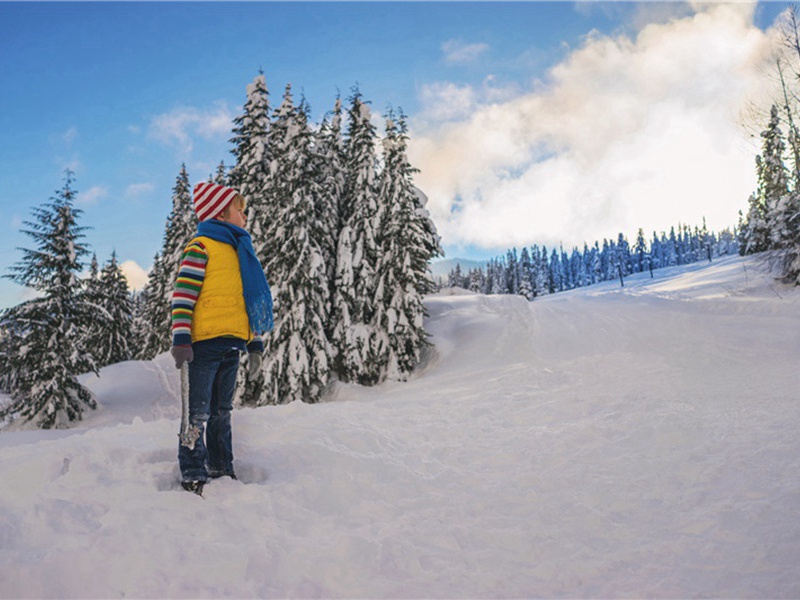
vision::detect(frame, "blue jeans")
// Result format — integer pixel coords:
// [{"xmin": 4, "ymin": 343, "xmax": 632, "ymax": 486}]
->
[{"xmin": 178, "ymin": 337, "xmax": 245, "ymax": 482}]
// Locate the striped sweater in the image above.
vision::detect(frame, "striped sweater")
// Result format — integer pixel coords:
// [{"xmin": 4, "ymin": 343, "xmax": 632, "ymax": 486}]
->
[{"xmin": 170, "ymin": 240, "xmax": 263, "ymax": 353}]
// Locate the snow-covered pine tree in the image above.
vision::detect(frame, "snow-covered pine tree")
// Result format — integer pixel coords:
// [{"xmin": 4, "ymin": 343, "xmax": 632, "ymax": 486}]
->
[
  {"xmin": 228, "ymin": 71, "xmax": 271, "ymax": 255},
  {"xmin": 549, "ymin": 248, "xmax": 562, "ymax": 293},
  {"xmin": 134, "ymin": 251, "xmax": 164, "ymax": 359},
  {"xmin": 616, "ymin": 233, "xmax": 631, "ymax": 276},
  {"xmin": 256, "ymin": 87, "xmax": 332, "ymax": 404},
  {"xmin": 225, "ymin": 73, "xmax": 275, "ymax": 405},
  {"xmin": 491, "ymin": 258, "xmax": 506, "ymax": 295},
  {"xmin": 136, "ymin": 164, "xmax": 195, "ymax": 359},
  {"xmin": 518, "ymin": 246, "xmax": 533, "ymax": 300},
  {"xmin": 213, "ymin": 161, "xmax": 228, "ymax": 185},
  {"xmin": 331, "ymin": 88, "xmax": 384, "ymax": 385},
  {"xmin": 314, "ymin": 97, "xmax": 346, "ymax": 315},
  {"xmin": 743, "ymin": 107, "xmax": 788, "ymax": 256},
  {"xmin": 666, "ymin": 227, "xmax": 679, "ymax": 266},
  {"xmin": 535, "ymin": 246, "xmax": 550, "ymax": 297},
  {"xmin": 374, "ymin": 109, "xmax": 442, "ymax": 380},
  {"xmin": 634, "ymin": 228, "xmax": 648, "ymax": 273},
  {"xmin": 448, "ymin": 264, "xmax": 464, "ymax": 288},
  {"xmin": 468, "ymin": 268, "xmax": 483, "ymax": 293},
  {"xmin": 761, "ymin": 105, "xmax": 800, "ymax": 283},
  {"xmin": 94, "ymin": 251, "xmax": 134, "ymax": 367},
  {"xmin": 0, "ymin": 172, "xmax": 98, "ymax": 429},
  {"xmin": 0, "ymin": 317, "xmax": 26, "ymax": 396},
  {"xmin": 506, "ymin": 249, "xmax": 519, "ymax": 294},
  {"xmin": 82, "ymin": 252, "xmax": 114, "ymax": 368}
]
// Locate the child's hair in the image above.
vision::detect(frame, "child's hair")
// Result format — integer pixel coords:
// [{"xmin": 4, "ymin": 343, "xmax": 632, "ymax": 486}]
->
[{"xmin": 220, "ymin": 193, "xmax": 246, "ymax": 217}]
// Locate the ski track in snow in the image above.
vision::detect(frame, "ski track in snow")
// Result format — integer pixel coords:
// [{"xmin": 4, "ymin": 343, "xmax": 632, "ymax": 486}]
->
[{"xmin": 1, "ymin": 255, "xmax": 799, "ymax": 598}]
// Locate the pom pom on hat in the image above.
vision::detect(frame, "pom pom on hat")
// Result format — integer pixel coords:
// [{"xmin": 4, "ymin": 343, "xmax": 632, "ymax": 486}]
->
[{"xmin": 193, "ymin": 182, "xmax": 239, "ymax": 222}]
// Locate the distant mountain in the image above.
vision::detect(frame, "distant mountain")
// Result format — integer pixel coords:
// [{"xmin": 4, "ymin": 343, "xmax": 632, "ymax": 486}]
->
[{"xmin": 430, "ymin": 257, "xmax": 487, "ymax": 280}]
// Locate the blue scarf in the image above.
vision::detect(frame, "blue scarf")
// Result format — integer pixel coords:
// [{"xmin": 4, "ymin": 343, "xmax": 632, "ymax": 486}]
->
[{"xmin": 197, "ymin": 220, "xmax": 274, "ymax": 333}]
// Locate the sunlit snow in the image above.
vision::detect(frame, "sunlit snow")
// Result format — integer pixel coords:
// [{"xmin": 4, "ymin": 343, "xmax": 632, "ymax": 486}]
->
[{"xmin": 0, "ymin": 255, "xmax": 798, "ymax": 598}]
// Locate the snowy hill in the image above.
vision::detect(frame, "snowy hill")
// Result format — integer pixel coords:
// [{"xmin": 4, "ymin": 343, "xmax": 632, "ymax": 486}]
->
[{"xmin": 2, "ymin": 255, "xmax": 799, "ymax": 598}]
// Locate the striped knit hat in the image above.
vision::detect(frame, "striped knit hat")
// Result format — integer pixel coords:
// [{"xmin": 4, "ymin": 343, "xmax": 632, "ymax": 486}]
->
[{"xmin": 193, "ymin": 182, "xmax": 239, "ymax": 222}]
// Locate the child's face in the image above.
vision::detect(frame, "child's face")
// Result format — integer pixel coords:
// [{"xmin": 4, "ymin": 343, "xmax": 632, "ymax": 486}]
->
[{"xmin": 217, "ymin": 201, "xmax": 247, "ymax": 229}]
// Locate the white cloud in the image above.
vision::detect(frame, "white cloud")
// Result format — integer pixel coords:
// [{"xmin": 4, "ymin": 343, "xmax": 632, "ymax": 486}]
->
[
  {"xmin": 442, "ymin": 39, "xmax": 490, "ymax": 64},
  {"xmin": 148, "ymin": 102, "xmax": 233, "ymax": 154},
  {"xmin": 417, "ymin": 76, "xmax": 520, "ymax": 127},
  {"xmin": 410, "ymin": 3, "xmax": 782, "ymax": 251},
  {"xmin": 120, "ymin": 260, "xmax": 149, "ymax": 291},
  {"xmin": 79, "ymin": 185, "xmax": 109, "ymax": 206},
  {"xmin": 419, "ymin": 82, "xmax": 477, "ymax": 122},
  {"xmin": 61, "ymin": 127, "xmax": 78, "ymax": 146},
  {"xmin": 125, "ymin": 182, "xmax": 154, "ymax": 198}
]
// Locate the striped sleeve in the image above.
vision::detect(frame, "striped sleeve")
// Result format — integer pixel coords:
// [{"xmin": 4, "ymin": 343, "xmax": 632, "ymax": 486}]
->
[{"xmin": 171, "ymin": 241, "xmax": 208, "ymax": 347}]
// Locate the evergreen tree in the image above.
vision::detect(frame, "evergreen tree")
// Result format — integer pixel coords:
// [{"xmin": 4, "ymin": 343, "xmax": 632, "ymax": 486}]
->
[
  {"xmin": 228, "ymin": 72, "xmax": 272, "ymax": 255},
  {"xmin": 0, "ymin": 172, "xmax": 98, "ymax": 429},
  {"xmin": 758, "ymin": 105, "xmax": 791, "ymax": 250},
  {"xmin": 256, "ymin": 87, "xmax": 332, "ymax": 404},
  {"xmin": 137, "ymin": 164, "xmax": 195, "ymax": 359},
  {"xmin": 468, "ymin": 268, "xmax": 483, "ymax": 293},
  {"xmin": 518, "ymin": 246, "xmax": 533, "ymax": 300},
  {"xmin": 83, "ymin": 253, "xmax": 114, "ymax": 368},
  {"xmin": 213, "ymin": 161, "xmax": 228, "ymax": 185},
  {"xmin": 491, "ymin": 259, "xmax": 506, "ymax": 295},
  {"xmin": 535, "ymin": 246, "xmax": 550, "ymax": 297},
  {"xmin": 633, "ymin": 228, "xmax": 648, "ymax": 273},
  {"xmin": 616, "ymin": 233, "xmax": 631, "ymax": 276},
  {"xmin": 331, "ymin": 88, "xmax": 383, "ymax": 385},
  {"xmin": 134, "ymin": 251, "xmax": 165, "ymax": 359},
  {"xmin": 448, "ymin": 264, "xmax": 464, "ymax": 288},
  {"xmin": 549, "ymin": 248, "xmax": 562, "ymax": 293},
  {"xmin": 94, "ymin": 251, "xmax": 134, "ymax": 367},
  {"xmin": 375, "ymin": 109, "xmax": 442, "ymax": 379},
  {"xmin": 315, "ymin": 97, "xmax": 346, "ymax": 295}
]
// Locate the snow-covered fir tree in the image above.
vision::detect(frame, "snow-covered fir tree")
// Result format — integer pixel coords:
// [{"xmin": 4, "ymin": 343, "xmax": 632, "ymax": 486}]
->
[
  {"xmin": 446, "ymin": 219, "xmax": 736, "ymax": 298},
  {"xmin": 314, "ymin": 97, "xmax": 346, "ymax": 311},
  {"xmin": 213, "ymin": 161, "xmax": 228, "ymax": 185},
  {"xmin": 134, "ymin": 252, "xmax": 165, "ymax": 359},
  {"xmin": 228, "ymin": 71, "xmax": 271, "ymax": 255},
  {"xmin": 534, "ymin": 246, "xmax": 550, "ymax": 297},
  {"xmin": 744, "ymin": 106, "xmax": 787, "ymax": 254},
  {"xmin": 468, "ymin": 268, "xmax": 484, "ymax": 293},
  {"xmin": 374, "ymin": 110, "xmax": 443, "ymax": 380},
  {"xmin": 83, "ymin": 251, "xmax": 119, "ymax": 368},
  {"xmin": 136, "ymin": 164, "xmax": 195, "ymax": 359},
  {"xmin": 93, "ymin": 251, "xmax": 134, "ymax": 367},
  {"xmin": 255, "ymin": 87, "xmax": 332, "ymax": 405},
  {"xmin": 0, "ymin": 173, "xmax": 98, "ymax": 429},
  {"xmin": 518, "ymin": 247, "xmax": 533, "ymax": 300},
  {"xmin": 331, "ymin": 88, "xmax": 384, "ymax": 385}
]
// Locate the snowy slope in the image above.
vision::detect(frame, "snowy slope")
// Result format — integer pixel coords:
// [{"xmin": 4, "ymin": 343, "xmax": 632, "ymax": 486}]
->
[{"xmin": 1, "ymin": 255, "xmax": 799, "ymax": 599}]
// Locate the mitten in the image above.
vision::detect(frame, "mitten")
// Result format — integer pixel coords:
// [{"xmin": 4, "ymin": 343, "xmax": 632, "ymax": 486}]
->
[
  {"xmin": 171, "ymin": 345, "xmax": 193, "ymax": 369},
  {"xmin": 248, "ymin": 351, "xmax": 263, "ymax": 379}
]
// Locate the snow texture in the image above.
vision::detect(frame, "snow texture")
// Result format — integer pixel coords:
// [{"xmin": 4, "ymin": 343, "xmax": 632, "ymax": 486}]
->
[{"xmin": 1, "ymin": 255, "xmax": 799, "ymax": 598}]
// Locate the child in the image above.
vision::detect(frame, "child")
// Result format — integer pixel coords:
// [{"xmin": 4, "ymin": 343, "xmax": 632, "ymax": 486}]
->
[{"xmin": 170, "ymin": 182, "xmax": 273, "ymax": 495}]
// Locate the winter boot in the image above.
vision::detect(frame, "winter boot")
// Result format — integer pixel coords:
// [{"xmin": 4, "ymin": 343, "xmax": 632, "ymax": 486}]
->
[{"xmin": 181, "ymin": 480, "xmax": 205, "ymax": 496}]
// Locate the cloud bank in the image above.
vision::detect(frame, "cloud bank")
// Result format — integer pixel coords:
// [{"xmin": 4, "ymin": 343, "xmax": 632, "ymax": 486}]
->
[
  {"xmin": 409, "ymin": 3, "xmax": 781, "ymax": 252},
  {"xmin": 147, "ymin": 103, "xmax": 233, "ymax": 154},
  {"xmin": 120, "ymin": 260, "xmax": 149, "ymax": 292},
  {"xmin": 442, "ymin": 39, "xmax": 490, "ymax": 64}
]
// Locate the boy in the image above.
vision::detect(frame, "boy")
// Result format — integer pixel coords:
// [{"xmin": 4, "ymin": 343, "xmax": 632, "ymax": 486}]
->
[{"xmin": 170, "ymin": 182, "xmax": 273, "ymax": 495}]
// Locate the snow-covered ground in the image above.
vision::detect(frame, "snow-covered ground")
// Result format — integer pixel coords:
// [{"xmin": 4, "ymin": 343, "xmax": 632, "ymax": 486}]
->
[{"xmin": 1, "ymin": 255, "xmax": 799, "ymax": 599}]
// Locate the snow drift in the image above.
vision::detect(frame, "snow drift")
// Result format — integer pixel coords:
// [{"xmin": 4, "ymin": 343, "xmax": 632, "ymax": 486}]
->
[{"xmin": 1, "ymin": 255, "xmax": 799, "ymax": 598}]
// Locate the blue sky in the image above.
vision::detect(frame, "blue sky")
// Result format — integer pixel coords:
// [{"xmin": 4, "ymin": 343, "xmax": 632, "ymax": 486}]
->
[{"xmin": 0, "ymin": 1, "xmax": 791, "ymax": 308}]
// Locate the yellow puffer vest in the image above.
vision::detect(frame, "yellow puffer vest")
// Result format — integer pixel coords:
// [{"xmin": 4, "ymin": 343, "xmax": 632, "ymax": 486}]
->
[{"xmin": 191, "ymin": 236, "xmax": 252, "ymax": 343}]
